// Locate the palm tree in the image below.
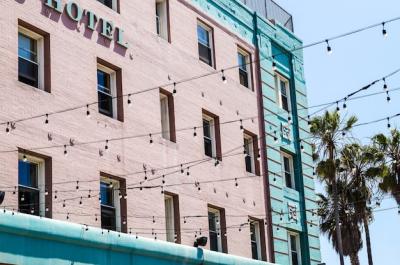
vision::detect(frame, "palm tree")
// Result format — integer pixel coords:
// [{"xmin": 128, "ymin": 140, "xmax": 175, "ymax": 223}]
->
[
  {"xmin": 340, "ymin": 143, "xmax": 382, "ymax": 265},
  {"xmin": 372, "ymin": 129, "xmax": 400, "ymax": 205},
  {"xmin": 310, "ymin": 111, "xmax": 358, "ymax": 265},
  {"xmin": 318, "ymin": 178, "xmax": 363, "ymax": 265}
]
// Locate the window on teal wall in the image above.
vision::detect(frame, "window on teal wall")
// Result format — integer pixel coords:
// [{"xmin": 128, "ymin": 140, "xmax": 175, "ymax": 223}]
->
[
  {"xmin": 288, "ymin": 232, "xmax": 302, "ymax": 265},
  {"xmin": 275, "ymin": 73, "xmax": 291, "ymax": 112},
  {"xmin": 281, "ymin": 152, "xmax": 295, "ymax": 189},
  {"xmin": 197, "ymin": 21, "xmax": 214, "ymax": 67}
]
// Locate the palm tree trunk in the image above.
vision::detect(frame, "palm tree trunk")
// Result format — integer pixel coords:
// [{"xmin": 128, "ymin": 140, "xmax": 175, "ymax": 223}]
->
[
  {"xmin": 349, "ymin": 252, "xmax": 361, "ymax": 265},
  {"xmin": 330, "ymin": 145, "xmax": 345, "ymax": 265},
  {"xmin": 363, "ymin": 215, "xmax": 373, "ymax": 265}
]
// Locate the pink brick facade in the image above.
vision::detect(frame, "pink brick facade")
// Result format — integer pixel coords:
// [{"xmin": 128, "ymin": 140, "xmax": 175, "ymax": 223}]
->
[{"xmin": 0, "ymin": 0, "xmax": 268, "ymax": 260}]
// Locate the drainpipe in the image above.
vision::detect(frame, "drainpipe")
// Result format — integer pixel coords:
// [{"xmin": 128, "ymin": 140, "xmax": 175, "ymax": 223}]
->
[{"xmin": 252, "ymin": 11, "xmax": 275, "ymax": 264}]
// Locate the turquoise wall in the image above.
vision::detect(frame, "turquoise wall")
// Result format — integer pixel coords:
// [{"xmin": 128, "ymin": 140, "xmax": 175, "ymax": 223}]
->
[
  {"xmin": 190, "ymin": 1, "xmax": 321, "ymax": 264},
  {"xmin": 0, "ymin": 211, "xmax": 273, "ymax": 265}
]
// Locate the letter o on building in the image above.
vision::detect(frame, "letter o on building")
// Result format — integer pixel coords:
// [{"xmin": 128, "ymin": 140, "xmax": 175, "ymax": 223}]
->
[{"xmin": 66, "ymin": 1, "xmax": 83, "ymax": 22}]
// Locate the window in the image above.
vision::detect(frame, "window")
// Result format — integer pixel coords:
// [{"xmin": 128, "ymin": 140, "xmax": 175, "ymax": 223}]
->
[
  {"xmin": 250, "ymin": 220, "xmax": 262, "ymax": 260},
  {"xmin": 244, "ymin": 134, "xmax": 255, "ymax": 174},
  {"xmin": 202, "ymin": 110, "xmax": 221, "ymax": 160},
  {"xmin": 156, "ymin": 0, "xmax": 170, "ymax": 41},
  {"xmin": 97, "ymin": 59, "xmax": 124, "ymax": 121},
  {"xmin": 164, "ymin": 193, "xmax": 180, "ymax": 243},
  {"xmin": 238, "ymin": 48, "xmax": 252, "ymax": 89},
  {"xmin": 18, "ymin": 152, "xmax": 51, "ymax": 217},
  {"xmin": 197, "ymin": 21, "xmax": 214, "ymax": 67},
  {"xmin": 97, "ymin": 0, "xmax": 118, "ymax": 11},
  {"xmin": 18, "ymin": 21, "xmax": 50, "ymax": 92},
  {"xmin": 208, "ymin": 208, "xmax": 223, "ymax": 252},
  {"xmin": 160, "ymin": 89, "xmax": 176, "ymax": 142},
  {"xmin": 100, "ymin": 174, "xmax": 127, "ymax": 232},
  {"xmin": 276, "ymin": 74, "xmax": 291, "ymax": 112},
  {"xmin": 282, "ymin": 152, "xmax": 295, "ymax": 189},
  {"xmin": 288, "ymin": 233, "xmax": 301, "ymax": 265}
]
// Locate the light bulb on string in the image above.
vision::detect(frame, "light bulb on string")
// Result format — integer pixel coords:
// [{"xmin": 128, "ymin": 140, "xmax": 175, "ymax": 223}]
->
[
  {"xmin": 149, "ymin": 134, "xmax": 153, "ymax": 145},
  {"xmin": 127, "ymin": 94, "xmax": 132, "ymax": 107},
  {"xmin": 383, "ymin": 78, "xmax": 388, "ymax": 90},
  {"xmin": 240, "ymin": 119, "xmax": 244, "ymax": 131},
  {"xmin": 86, "ymin": 105, "xmax": 91, "ymax": 118},
  {"xmin": 288, "ymin": 114, "xmax": 292, "ymax": 125},
  {"xmin": 45, "ymin": 114, "xmax": 49, "ymax": 124},
  {"xmin": 105, "ymin": 140, "xmax": 109, "ymax": 151},
  {"xmin": 193, "ymin": 127, "xmax": 197, "ymax": 137},
  {"xmin": 325, "ymin": 40, "xmax": 332, "ymax": 54},
  {"xmin": 386, "ymin": 91, "xmax": 391, "ymax": 103},
  {"xmin": 336, "ymin": 101, "xmax": 340, "ymax": 113},
  {"xmin": 342, "ymin": 99, "xmax": 347, "ymax": 110},
  {"xmin": 22, "ymin": 154, "xmax": 28, "ymax": 162},
  {"xmin": 221, "ymin": 70, "xmax": 227, "ymax": 84},
  {"xmin": 387, "ymin": 117, "xmax": 391, "ymax": 128},
  {"xmin": 300, "ymin": 140, "xmax": 305, "ymax": 152},
  {"xmin": 173, "ymin": 82, "xmax": 177, "ymax": 94},
  {"xmin": 5, "ymin": 122, "xmax": 10, "ymax": 134},
  {"xmin": 382, "ymin": 22, "xmax": 388, "ymax": 37},
  {"xmin": 235, "ymin": 178, "xmax": 239, "ymax": 187},
  {"xmin": 273, "ymin": 131, "xmax": 278, "ymax": 143},
  {"xmin": 64, "ymin": 145, "xmax": 68, "ymax": 156}
]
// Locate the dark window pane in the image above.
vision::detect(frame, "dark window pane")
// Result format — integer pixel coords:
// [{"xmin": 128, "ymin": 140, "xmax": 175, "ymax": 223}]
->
[
  {"xmin": 245, "ymin": 155, "xmax": 252, "ymax": 173},
  {"xmin": 97, "ymin": 0, "xmax": 113, "ymax": 8},
  {"xmin": 251, "ymin": 242, "xmax": 258, "ymax": 259},
  {"xmin": 204, "ymin": 138, "xmax": 213, "ymax": 157},
  {"xmin": 239, "ymin": 69, "xmax": 249, "ymax": 87},
  {"xmin": 18, "ymin": 160, "xmax": 38, "ymax": 188},
  {"xmin": 281, "ymin": 96, "xmax": 289, "ymax": 112},
  {"xmin": 98, "ymin": 92, "xmax": 113, "ymax": 117},
  {"xmin": 199, "ymin": 43, "xmax": 212, "ymax": 66},
  {"xmin": 19, "ymin": 186, "xmax": 40, "ymax": 216},
  {"xmin": 285, "ymin": 172, "xmax": 293, "ymax": 188},
  {"xmin": 101, "ymin": 205, "xmax": 116, "ymax": 231},
  {"xmin": 238, "ymin": 53, "xmax": 246, "ymax": 70},
  {"xmin": 100, "ymin": 182, "xmax": 114, "ymax": 207},
  {"xmin": 18, "ymin": 57, "xmax": 39, "ymax": 88},
  {"xmin": 291, "ymin": 252, "xmax": 299, "ymax": 265},
  {"xmin": 208, "ymin": 211, "xmax": 219, "ymax": 251},
  {"xmin": 97, "ymin": 70, "xmax": 111, "ymax": 92},
  {"xmin": 203, "ymin": 119, "xmax": 211, "ymax": 137}
]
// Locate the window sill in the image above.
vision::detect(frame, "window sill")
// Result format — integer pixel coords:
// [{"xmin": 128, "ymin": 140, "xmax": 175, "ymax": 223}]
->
[
  {"xmin": 157, "ymin": 137, "xmax": 178, "ymax": 149},
  {"xmin": 17, "ymin": 80, "xmax": 51, "ymax": 94}
]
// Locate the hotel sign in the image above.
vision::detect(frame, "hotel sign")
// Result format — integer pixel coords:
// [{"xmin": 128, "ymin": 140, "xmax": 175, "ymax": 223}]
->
[{"xmin": 43, "ymin": 0, "xmax": 129, "ymax": 48}]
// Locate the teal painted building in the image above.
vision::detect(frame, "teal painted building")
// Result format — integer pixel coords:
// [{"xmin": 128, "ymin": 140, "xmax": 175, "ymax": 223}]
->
[
  {"xmin": 190, "ymin": 0, "xmax": 321, "ymax": 264},
  {"xmin": 0, "ymin": 211, "xmax": 273, "ymax": 265}
]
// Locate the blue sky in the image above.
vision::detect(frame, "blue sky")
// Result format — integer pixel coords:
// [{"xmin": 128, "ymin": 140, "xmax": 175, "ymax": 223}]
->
[{"xmin": 274, "ymin": 0, "xmax": 400, "ymax": 264}]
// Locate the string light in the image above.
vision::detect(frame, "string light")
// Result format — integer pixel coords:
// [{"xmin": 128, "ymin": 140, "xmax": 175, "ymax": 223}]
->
[
  {"xmin": 336, "ymin": 101, "xmax": 340, "ymax": 113},
  {"xmin": 45, "ymin": 114, "xmax": 49, "ymax": 124},
  {"xmin": 5, "ymin": 122, "xmax": 10, "ymax": 134},
  {"xmin": 173, "ymin": 82, "xmax": 177, "ymax": 94},
  {"xmin": 127, "ymin": 94, "xmax": 132, "ymax": 106},
  {"xmin": 149, "ymin": 134, "xmax": 153, "ymax": 145},
  {"xmin": 383, "ymin": 78, "xmax": 388, "ymax": 90},
  {"xmin": 221, "ymin": 70, "xmax": 227, "ymax": 84},
  {"xmin": 382, "ymin": 22, "xmax": 388, "ymax": 37},
  {"xmin": 105, "ymin": 140, "xmax": 109, "ymax": 150},
  {"xmin": 342, "ymin": 98, "xmax": 347, "ymax": 110},
  {"xmin": 386, "ymin": 91, "xmax": 391, "ymax": 103},
  {"xmin": 273, "ymin": 131, "xmax": 278, "ymax": 143},
  {"xmin": 86, "ymin": 105, "xmax": 90, "ymax": 118},
  {"xmin": 325, "ymin": 40, "xmax": 332, "ymax": 54},
  {"xmin": 240, "ymin": 119, "xmax": 244, "ymax": 131},
  {"xmin": 63, "ymin": 145, "xmax": 68, "ymax": 156},
  {"xmin": 300, "ymin": 140, "xmax": 305, "ymax": 152},
  {"xmin": 193, "ymin": 127, "xmax": 197, "ymax": 137},
  {"xmin": 235, "ymin": 178, "xmax": 239, "ymax": 187},
  {"xmin": 288, "ymin": 114, "xmax": 292, "ymax": 125},
  {"xmin": 22, "ymin": 154, "xmax": 27, "ymax": 162},
  {"xmin": 387, "ymin": 117, "xmax": 391, "ymax": 128}
]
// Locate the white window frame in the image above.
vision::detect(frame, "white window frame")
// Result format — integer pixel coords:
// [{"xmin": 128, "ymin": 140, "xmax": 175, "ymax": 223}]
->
[
  {"xmin": 281, "ymin": 151, "xmax": 295, "ymax": 189},
  {"xmin": 203, "ymin": 114, "xmax": 216, "ymax": 158},
  {"xmin": 100, "ymin": 176, "xmax": 122, "ymax": 232},
  {"xmin": 288, "ymin": 232, "xmax": 302, "ymax": 265},
  {"xmin": 275, "ymin": 73, "xmax": 291, "ymax": 112},
  {"xmin": 97, "ymin": 64, "xmax": 118, "ymax": 119},
  {"xmin": 156, "ymin": 0, "xmax": 169, "ymax": 40},
  {"xmin": 197, "ymin": 21, "xmax": 214, "ymax": 67},
  {"xmin": 208, "ymin": 207, "xmax": 222, "ymax": 252},
  {"xmin": 244, "ymin": 134, "xmax": 255, "ymax": 174},
  {"xmin": 164, "ymin": 194, "xmax": 175, "ymax": 242},
  {"xmin": 238, "ymin": 48, "xmax": 252, "ymax": 89},
  {"xmin": 18, "ymin": 26, "xmax": 44, "ymax": 90},
  {"xmin": 18, "ymin": 153, "xmax": 46, "ymax": 217},
  {"xmin": 250, "ymin": 219, "xmax": 262, "ymax": 260},
  {"xmin": 160, "ymin": 93, "xmax": 170, "ymax": 140}
]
